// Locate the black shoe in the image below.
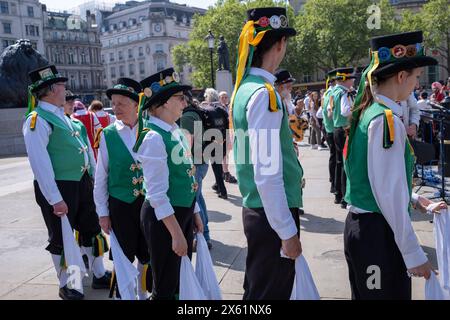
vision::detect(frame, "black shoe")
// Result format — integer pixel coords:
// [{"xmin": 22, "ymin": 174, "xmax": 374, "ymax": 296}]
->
[
  {"xmin": 224, "ymin": 172, "xmax": 237, "ymax": 184},
  {"xmin": 218, "ymin": 193, "xmax": 228, "ymax": 199},
  {"xmin": 92, "ymin": 270, "xmax": 112, "ymax": 289},
  {"xmin": 59, "ymin": 286, "xmax": 84, "ymax": 300},
  {"xmin": 82, "ymin": 254, "xmax": 89, "ymax": 270},
  {"xmin": 340, "ymin": 201, "xmax": 347, "ymax": 209},
  {"xmin": 299, "ymin": 208, "xmax": 305, "ymax": 215},
  {"xmin": 206, "ymin": 240, "xmax": 213, "ymax": 250},
  {"xmin": 212, "ymin": 183, "xmax": 218, "ymax": 193},
  {"xmin": 334, "ymin": 195, "xmax": 342, "ymax": 204}
]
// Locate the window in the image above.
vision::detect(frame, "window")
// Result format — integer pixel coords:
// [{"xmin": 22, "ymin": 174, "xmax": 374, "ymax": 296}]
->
[
  {"xmin": 138, "ymin": 47, "xmax": 143, "ymax": 57},
  {"xmin": 81, "ymin": 52, "xmax": 87, "ymax": 64},
  {"xmin": 129, "ymin": 64, "xmax": 135, "ymax": 76},
  {"xmin": 68, "ymin": 51, "xmax": 75, "ymax": 64},
  {"xmin": 110, "ymin": 67, "xmax": 116, "ymax": 78},
  {"xmin": 139, "ymin": 62, "xmax": 145, "ymax": 75},
  {"xmin": 118, "ymin": 51, "xmax": 123, "ymax": 60},
  {"xmin": 156, "ymin": 58, "xmax": 165, "ymax": 72},
  {"xmin": 54, "ymin": 50, "xmax": 62, "ymax": 63},
  {"xmin": 27, "ymin": 6, "xmax": 34, "ymax": 17},
  {"xmin": 128, "ymin": 48, "xmax": 133, "ymax": 58},
  {"xmin": 2, "ymin": 22, "xmax": 11, "ymax": 34},
  {"xmin": 119, "ymin": 65, "xmax": 125, "ymax": 77},
  {"xmin": 2, "ymin": 39, "xmax": 9, "ymax": 49},
  {"xmin": 101, "ymin": 54, "xmax": 105, "ymax": 63},
  {"xmin": 70, "ymin": 75, "xmax": 76, "ymax": 89},
  {"xmin": 428, "ymin": 65, "xmax": 438, "ymax": 84},
  {"xmin": 25, "ymin": 25, "xmax": 39, "ymax": 37},
  {"xmin": 109, "ymin": 52, "xmax": 114, "ymax": 62},
  {"xmin": 0, "ymin": 1, "xmax": 9, "ymax": 14},
  {"xmin": 83, "ymin": 75, "xmax": 88, "ymax": 89},
  {"xmin": 302, "ymin": 74, "xmax": 312, "ymax": 83},
  {"xmin": 155, "ymin": 44, "xmax": 163, "ymax": 53}
]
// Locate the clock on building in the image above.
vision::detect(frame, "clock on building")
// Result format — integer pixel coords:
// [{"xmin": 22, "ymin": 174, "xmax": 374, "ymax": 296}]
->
[{"xmin": 154, "ymin": 23, "xmax": 162, "ymax": 33}]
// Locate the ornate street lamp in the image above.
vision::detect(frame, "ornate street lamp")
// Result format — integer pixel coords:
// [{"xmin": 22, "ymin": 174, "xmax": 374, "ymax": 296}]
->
[{"xmin": 205, "ymin": 30, "xmax": 215, "ymax": 88}]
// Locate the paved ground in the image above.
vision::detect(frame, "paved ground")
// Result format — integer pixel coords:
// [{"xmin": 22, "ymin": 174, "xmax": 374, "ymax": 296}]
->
[{"xmin": 0, "ymin": 141, "xmax": 439, "ymax": 300}]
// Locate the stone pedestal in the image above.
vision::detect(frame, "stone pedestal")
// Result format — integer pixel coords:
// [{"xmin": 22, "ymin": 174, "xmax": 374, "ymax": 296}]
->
[
  {"xmin": 0, "ymin": 108, "xmax": 26, "ymax": 156},
  {"xmin": 215, "ymin": 70, "xmax": 234, "ymax": 96}
]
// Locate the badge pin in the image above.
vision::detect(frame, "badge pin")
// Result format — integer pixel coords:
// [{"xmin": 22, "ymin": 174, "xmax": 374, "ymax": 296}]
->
[
  {"xmin": 269, "ymin": 15, "xmax": 281, "ymax": 29},
  {"xmin": 279, "ymin": 15, "xmax": 288, "ymax": 28},
  {"xmin": 405, "ymin": 45, "xmax": 417, "ymax": 57},
  {"xmin": 144, "ymin": 87, "xmax": 152, "ymax": 97},
  {"xmin": 377, "ymin": 47, "xmax": 391, "ymax": 62},
  {"xmin": 258, "ymin": 16, "xmax": 269, "ymax": 28},
  {"xmin": 172, "ymin": 72, "xmax": 180, "ymax": 82},
  {"xmin": 391, "ymin": 44, "xmax": 407, "ymax": 58}
]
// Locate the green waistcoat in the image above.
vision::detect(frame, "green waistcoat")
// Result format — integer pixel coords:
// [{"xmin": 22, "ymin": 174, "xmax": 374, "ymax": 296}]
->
[
  {"xmin": 332, "ymin": 85, "xmax": 350, "ymax": 128},
  {"xmin": 103, "ymin": 125, "xmax": 144, "ymax": 203},
  {"xmin": 344, "ymin": 102, "xmax": 415, "ymax": 213},
  {"xmin": 148, "ymin": 123, "xmax": 197, "ymax": 208},
  {"xmin": 232, "ymin": 74, "xmax": 303, "ymax": 208},
  {"xmin": 29, "ymin": 107, "xmax": 92, "ymax": 181},
  {"xmin": 322, "ymin": 86, "xmax": 335, "ymax": 134}
]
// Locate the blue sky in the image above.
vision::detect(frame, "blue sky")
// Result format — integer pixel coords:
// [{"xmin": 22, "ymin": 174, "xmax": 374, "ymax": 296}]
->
[{"xmin": 40, "ymin": 0, "xmax": 217, "ymax": 12}]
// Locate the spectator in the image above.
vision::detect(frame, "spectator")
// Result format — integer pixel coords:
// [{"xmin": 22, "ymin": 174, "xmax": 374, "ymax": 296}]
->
[
  {"xmin": 72, "ymin": 100, "xmax": 101, "ymax": 151},
  {"xmin": 89, "ymin": 100, "xmax": 115, "ymax": 128},
  {"xmin": 417, "ymin": 91, "xmax": 430, "ymax": 111},
  {"xmin": 430, "ymin": 81, "xmax": 445, "ymax": 103},
  {"xmin": 218, "ymin": 91, "xmax": 237, "ymax": 184}
]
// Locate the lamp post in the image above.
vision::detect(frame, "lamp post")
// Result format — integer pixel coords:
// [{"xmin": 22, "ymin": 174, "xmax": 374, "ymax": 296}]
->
[{"xmin": 205, "ymin": 30, "xmax": 215, "ymax": 88}]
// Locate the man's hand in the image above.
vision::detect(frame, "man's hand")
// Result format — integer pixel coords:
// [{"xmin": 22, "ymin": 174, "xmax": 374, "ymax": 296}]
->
[
  {"xmin": 53, "ymin": 200, "xmax": 68, "ymax": 217},
  {"xmin": 407, "ymin": 124, "xmax": 417, "ymax": 138},
  {"xmin": 99, "ymin": 216, "xmax": 111, "ymax": 234},
  {"xmin": 193, "ymin": 212, "xmax": 204, "ymax": 234},
  {"xmin": 172, "ymin": 231, "xmax": 188, "ymax": 257},
  {"xmin": 407, "ymin": 260, "xmax": 436, "ymax": 280},
  {"xmin": 281, "ymin": 235, "xmax": 302, "ymax": 260},
  {"xmin": 416, "ymin": 195, "xmax": 447, "ymax": 214}
]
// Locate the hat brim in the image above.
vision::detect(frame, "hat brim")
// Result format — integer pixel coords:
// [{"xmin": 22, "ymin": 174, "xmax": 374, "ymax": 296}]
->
[
  {"xmin": 106, "ymin": 89, "xmax": 140, "ymax": 103},
  {"xmin": 65, "ymin": 95, "xmax": 79, "ymax": 101},
  {"xmin": 32, "ymin": 77, "xmax": 68, "ymax": 92},
  {"xmin": 373, "ymin": 56, "xmax": 438, "ymax": 77},
  {"xmin": 265, "ymin": 27, "xmax": 297, "ymax": 38},
  {"xmin": 143, "ymin": 85, "xmax": 192, "ymax": 110}
]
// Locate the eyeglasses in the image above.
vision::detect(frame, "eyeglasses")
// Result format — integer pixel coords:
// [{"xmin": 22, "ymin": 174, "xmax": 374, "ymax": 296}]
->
[{"xmin": 172, "ymin": 94, "xmax": 188, "ymax": 102}]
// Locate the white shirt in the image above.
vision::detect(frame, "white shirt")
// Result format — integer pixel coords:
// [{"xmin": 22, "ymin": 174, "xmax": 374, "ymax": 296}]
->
[
  {"xmin": 23, "ymin": 101, "xmax": 96, "ymax": 205},
  {"xmin": 94, "ymin": 120, "xmax": 138, "ymax": 217},
  {"xmin": 417, "ymin": 99, "xmax": 430, "ymax": 111},
  {"xmin": 348, "ymin": 94, "xmax": 427, "ymax": 269},
  {"xmin": 399, "ymin": 92, "xmax": 420, "ymax": 127},
  {"xmin": 245, "ymin": 67, "xmax": 298, "ymax": 241},
  {"xmin": 326, "ymin": 84, "xmax": 352, "ymax": 118},
  {"xmin": 137, "ymin": 116, "xmax": 200, "ymax": 221}
]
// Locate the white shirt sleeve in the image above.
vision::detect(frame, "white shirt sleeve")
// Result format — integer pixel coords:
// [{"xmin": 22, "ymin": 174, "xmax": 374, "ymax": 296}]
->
[
  {"xmin": 92, "ymin": 112, "xmax": 102, "ymax": 131},
  {"xmin": 246, "ymin": 88, "xmax": 298, "ymax": 240},
  {"xmin": 340, "ymin": 93, "xmax": 352, "ymax": 117},
  {"xmin": 23, "ymin": 116, "xmax": 63, "ymax": 205},
  {"xmin": 94, "ymin": 131, "xmax": 110, "ymax": 217},
  {"xmin": 407, "ymin": 93, "xmax": 420, "ymax": 127},
  {"xmin": 87, "ymin": 138, "xmax": 96, "ymax": 176},
  {"xmin": 367, "ymin": 116, "xmax": 427, "ymax": 269},
  {"xmin": 137, "ymin": 131, "xmax": 174, "ymax": 220}
]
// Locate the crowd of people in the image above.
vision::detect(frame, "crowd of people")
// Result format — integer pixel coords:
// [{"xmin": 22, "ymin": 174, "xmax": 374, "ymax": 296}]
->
[{"xmin": 22, "ymin": 5, "xmax": 450, "ymax": 301}]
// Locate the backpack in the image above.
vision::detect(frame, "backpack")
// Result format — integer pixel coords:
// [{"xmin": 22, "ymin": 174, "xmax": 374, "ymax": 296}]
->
[{"xmin": 183, "ymin": 102, "xmax": 229, "ymax": 133}]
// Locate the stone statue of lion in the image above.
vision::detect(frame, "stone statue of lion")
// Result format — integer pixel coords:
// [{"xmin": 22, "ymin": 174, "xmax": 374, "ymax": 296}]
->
[{"xmin": 0, "ymin": 39, "xmax": 48, "ymax": 109}]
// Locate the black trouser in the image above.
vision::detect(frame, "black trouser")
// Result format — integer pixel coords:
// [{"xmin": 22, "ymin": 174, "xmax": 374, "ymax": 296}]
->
[
  {"xmin": 334, "ymin": 127, "xmax": 347, "ymax": 200},
  {"xmin": 344, "ymin": 212, "xmax": 411, "ymax": 300},
  {"xmin": 109, "ymin": 196, "xmax": 149, "ymax": 264},
  {"xmin": 242, "ymin": 207, "xmax": 300, "ymax": 300},
  {"xmin": 326, "ymin": 132, "xmax": 337, "ymax": 187},
  {"xmin": 210, "ymin": 145, "xmax": 227, "ymax": 195},
  {"xmin": 34, "ymin": 173, "xmax": 101, "ymax": 255},
  {"xmin": 140, "ymin": 200, "xmax": 195, "ymax": 300}
]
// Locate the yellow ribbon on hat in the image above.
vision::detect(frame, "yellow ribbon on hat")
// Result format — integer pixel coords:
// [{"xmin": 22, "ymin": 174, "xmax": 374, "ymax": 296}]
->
[{"xmin": 229, "ymin": 20, "xmax": 272, "ymax": 129}]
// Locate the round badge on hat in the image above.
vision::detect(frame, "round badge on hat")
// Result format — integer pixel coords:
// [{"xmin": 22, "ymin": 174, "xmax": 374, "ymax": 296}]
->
[
  {"xmin": 150, "ymin": 82, "xmax": 161, "ymax": 93},
  {"xmin": 258, "ymin": 16, "xmax": 269, "ymax": 28},
  {"xmin": 164, "ymin": 75, "xmax": 172, "ymax": 85},
  {"xmin": 269, "ymin": 15, "xmax": 281, "ymax": 29},
  {"xmin": 279, "ymin": 15, "xmax": 288, "ymax": 28},
  {"xmin": 378, "ymin": 47, "xmax": 391, "ymax": 62},
  {"xmin": 405, "ymin": 45, "xmax": 417, "ymax": 58},
  {"xmin": 144, "ymin": 87, "xmax": 152, "ymax": 97},
  {"xmin": 172, "ymin": 72, "xmax": 180, "ymax": 83},
  {"xmin": 391, "ymin": 45, "xmax": 407, "ymax": 59}
]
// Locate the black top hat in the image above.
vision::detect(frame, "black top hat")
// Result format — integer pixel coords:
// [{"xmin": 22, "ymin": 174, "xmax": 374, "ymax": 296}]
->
[
  {"xmin": 330, "ymin": 67, "xmax": 356, "ymax": 81},
  {"xmin": 106, "ymin": 78, "xmax": 142, "ymax": 103},
  {"xmin": 274, "ymin": 69, "xmax": 296, "ymax": 84},
  {"xmin": 28, "ymin": 65, "xmax": 68, "ymax": 93},
  {"xmin": 247, "ymin": 7, "xmax": 296, "ymax": 38},
  {"xmin": 140, "ymin": 68, "xmax": 191, "ymax": 110},
  {"xmin": 370, "ymin": 31, "xmax": 437, "ymax": 77},
  {"xmin": 65, "ymin": 90, "xmax": 79, "ymax": 101}
]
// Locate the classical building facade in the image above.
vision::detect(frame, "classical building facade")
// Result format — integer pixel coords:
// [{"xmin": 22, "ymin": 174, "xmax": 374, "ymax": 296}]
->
[
  {"xmin": 0, "ymin": 0, "xmax": 44, "ymax": 53},
  {"xmin": 99, "ymin": 0, "xmax": 205, "ymax": 88},
  {"xmin": 43, "ymin": 7, "xmax": 105, "ymax": 104}
]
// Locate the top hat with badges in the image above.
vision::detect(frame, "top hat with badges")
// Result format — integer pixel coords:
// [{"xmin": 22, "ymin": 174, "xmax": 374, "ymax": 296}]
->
[
  {"xmin": 28, "ymin": 65, "xmax": 67, "ymax": 93},
  {"xmin": 330, "ymin": 67, "xmax": 356, "ymax": 81},
  {"xmin": 353, "ymin": 31, "xmax": 437, "ymax": 110},
  {"xmin": 230, "ymin": 7, "xmax": 297, "ymax": 121},
  {"xmin": 27, "ymin": 65, "xmax": 68, "ymax": 115},
  {"xmin": 139, "ymin": 68, "xmax": 191, "ymax": 110},
  {"xmin": 106, "ymin": 77, "xmax": 142, "ymax": 103},
  {"xmin": 65, "ymin": 90, "xmax": 79, "ymax": 102},
  {"xmin": 274, "ymin": 69, "xmax": 296, "ymax": 85}
]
